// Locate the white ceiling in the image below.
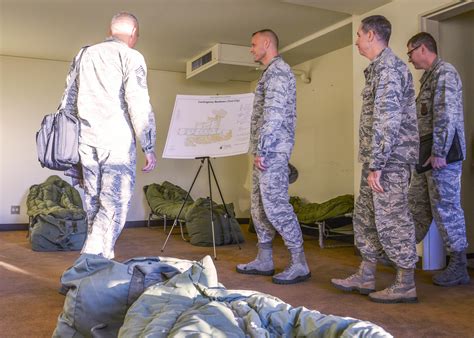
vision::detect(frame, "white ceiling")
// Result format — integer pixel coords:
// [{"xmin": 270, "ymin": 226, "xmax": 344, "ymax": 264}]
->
[{"xmin": 0, "ymin": 0, "xmax": 391, "ymax": 73}]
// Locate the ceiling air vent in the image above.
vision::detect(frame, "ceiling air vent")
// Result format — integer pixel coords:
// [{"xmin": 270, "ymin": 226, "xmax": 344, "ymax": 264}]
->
[
  {"xmin": 191, "ymin": 51, "xmax": 213, "ymax": 71},
  {"xmin": 186, "ymin": 43, "xmax": 260, "ymax": 82}
]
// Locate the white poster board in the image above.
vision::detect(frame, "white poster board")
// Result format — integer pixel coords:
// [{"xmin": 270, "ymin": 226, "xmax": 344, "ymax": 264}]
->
[{"xmin": 162, "ymin": 93, "xmax": 254, "ymax": 159}]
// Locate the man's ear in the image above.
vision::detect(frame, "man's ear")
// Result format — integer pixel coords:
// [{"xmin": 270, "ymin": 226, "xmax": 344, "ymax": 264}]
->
[
  {"xmin": 367, "ymin": 30, "xmax": 375, "ymax": 42},
  {"xmin": 420, "ymin": 44, "xmax": 427, "ymax": 55},
  {"xmin": 263, "ymin": 37, "xmax": 271, "ymax": 49}
]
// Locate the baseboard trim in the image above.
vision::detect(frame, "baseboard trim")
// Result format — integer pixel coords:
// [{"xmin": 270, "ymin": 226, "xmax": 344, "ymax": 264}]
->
[
  {"xmin": 0, "ymin": 218, "xmax": 250, "ymax": 232},
  {"xmin": 236, "ymin": 218, "xmax": 249, "ymax": 224},
  {"xmin": 0, "ymin": 223, "xmax": 29, "ymax": 231}
]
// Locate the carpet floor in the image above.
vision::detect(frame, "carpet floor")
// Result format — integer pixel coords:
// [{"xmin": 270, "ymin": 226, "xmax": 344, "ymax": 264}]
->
[{"xmin": 0, "ymin": 226, "xmax": 473, "ymax": 337}]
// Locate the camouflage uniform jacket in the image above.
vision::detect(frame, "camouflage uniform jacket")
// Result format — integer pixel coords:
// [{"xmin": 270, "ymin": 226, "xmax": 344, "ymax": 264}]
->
[
  {"xmin": 416, "ymin": 57, "xmax": 466, "ymax": 159},
  {"xmin": 65, "ymin": 37, "xmax": 156, "ymax": 154},
  {"xmin": 359, "ymin": 47, "xmax": 418, "ymax": 170},
  {"xmin": 250, "ymin": 56, "xmax": 296, "ymax": 157}
]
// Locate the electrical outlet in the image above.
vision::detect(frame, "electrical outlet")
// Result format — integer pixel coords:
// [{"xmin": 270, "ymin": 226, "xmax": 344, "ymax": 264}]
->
[{"xmin": 11, "ymin": 205, "xmax": 20, "ymax": 214}]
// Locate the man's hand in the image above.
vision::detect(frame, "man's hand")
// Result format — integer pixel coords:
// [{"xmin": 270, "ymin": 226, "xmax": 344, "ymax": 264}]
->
[
  {"xmin": 423, "ymin": 155, "xmax": 447, "ymax": 170},
  {"xmin": 142, "ymin": 152, "xmax": 157, "ymax": 173},
  {"xmin": 254, "ymin": 155, "xmax": 267, "ymax": 171},
  {"xmin": 368, "ymin": 170, "xmax": 384, "ymax": 193}
]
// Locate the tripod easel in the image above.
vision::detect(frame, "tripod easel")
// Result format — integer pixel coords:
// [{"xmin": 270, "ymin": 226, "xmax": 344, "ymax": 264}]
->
[{"xmin": 161, "ymin": 156, "xmax": 242, "ymax": 259}]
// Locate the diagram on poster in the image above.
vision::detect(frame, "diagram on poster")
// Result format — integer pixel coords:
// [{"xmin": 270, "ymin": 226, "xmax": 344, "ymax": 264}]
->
[{"xmin": 162, "ymin": 93, "xmax": 254, "ymax": 159}]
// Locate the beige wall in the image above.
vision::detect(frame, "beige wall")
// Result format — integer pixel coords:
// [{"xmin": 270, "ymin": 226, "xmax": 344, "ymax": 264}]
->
[
  {"xmin": 0, "ymin": 56, "xmax": 72, "ymax": 224},
  {"xmin": 2, "ymin": 0, "xmax": 464, "ymax": 229},
  {"xmin": 0, "ymin": 56, "xmax": 250, "ymax": 224},
  {"xmin": 290, "ymin": 45, "xmax": 354, "ymax": 202},
  {"xmin": 0, "ymin": 43, "xmax": 355, "ymax": 225}
]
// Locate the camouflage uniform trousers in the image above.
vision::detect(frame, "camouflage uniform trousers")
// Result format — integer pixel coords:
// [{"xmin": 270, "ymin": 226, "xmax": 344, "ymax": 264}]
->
[
  {"xmin": 251, "ymin": 152, "xmax": 303, "ymax": 249},
  {"xmin": 79, "ymin": 143, "xmax": 136, "ymax": 259},
  {"xmin": 408, "ymin": 161, "xmax": 467, "ymax": 252},
  {"xmin": 354, "ymin": 164, "xmax": 417, "ymax": 269}
]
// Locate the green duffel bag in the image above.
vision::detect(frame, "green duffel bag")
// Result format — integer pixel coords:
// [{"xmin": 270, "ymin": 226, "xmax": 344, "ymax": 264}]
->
[
  {"xmin": 29, "ymin": 214, "xmax": 87, "ymax": 251},
  {"xmin": 185, "ymin": 198, "xmax": 244, "ymax": 247}
]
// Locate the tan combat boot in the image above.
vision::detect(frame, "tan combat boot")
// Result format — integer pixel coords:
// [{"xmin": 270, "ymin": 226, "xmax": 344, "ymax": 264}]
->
[
  {"xmin": 331, "ymin": 261, "xmax": 376, "ymax": 295},
  {"xmin": 236, "ymin": 242, "xmax": 274, "ymax": 276},
  {"xmin": 272, "ymin": 246, "xmax": 311, "ymax": 284},
  {"xmin": 369, "ymin": 268, "xmax": 418, "ymax": 303},
  {"xmin": 433, "ymin": 251, "xmax": 470, "ymax": 287}
]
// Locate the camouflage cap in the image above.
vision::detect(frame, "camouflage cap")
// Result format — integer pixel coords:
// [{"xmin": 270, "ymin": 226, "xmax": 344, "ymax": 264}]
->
[{"xmin": 289, "ymin": 162, "xmax": 298, "ymax": 184}]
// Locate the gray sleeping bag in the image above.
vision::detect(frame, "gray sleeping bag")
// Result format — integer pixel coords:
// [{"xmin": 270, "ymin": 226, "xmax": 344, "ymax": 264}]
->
[
  {"xmin": 54, "ymin": 255, "xmax": 393, "ymax": 338},
  {"xmin": 119, "ymin": 256, "xmax": 393, "ymax": 337},
  {"xmin": 53, "ymin": 254, "xmax": 194, "ymax": 338}
]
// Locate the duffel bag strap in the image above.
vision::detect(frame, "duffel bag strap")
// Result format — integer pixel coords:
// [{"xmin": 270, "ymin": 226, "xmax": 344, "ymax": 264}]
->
[{"xmin": 58, "ymin": 46, "xmax": 89, "ymax": 111}]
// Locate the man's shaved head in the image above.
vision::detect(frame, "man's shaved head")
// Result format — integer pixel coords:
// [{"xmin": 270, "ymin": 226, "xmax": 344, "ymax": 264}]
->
[
  {"xmin": 110, "ymin": 12, "xmax": 139, "ymax": 48},
  {"xmin": 252, "ymin": 29, "xmax": 279, "ymax": 49},
  {"xmin": 110, "ymin": 12, "xmax": 138, "ymax": 36}
]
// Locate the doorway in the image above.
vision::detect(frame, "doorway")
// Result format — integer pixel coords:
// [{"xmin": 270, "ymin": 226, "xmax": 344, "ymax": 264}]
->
[{"xmin": 422, "ymin": 3, "xmax": 474, "ymax": 255}]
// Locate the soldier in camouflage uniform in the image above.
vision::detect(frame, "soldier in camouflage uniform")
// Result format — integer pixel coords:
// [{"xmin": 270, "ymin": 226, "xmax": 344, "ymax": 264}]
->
[
  {"xmin": 406, "ymin": 32, "xmax": 469, "ymax": 287},
  {"xmin": 331, "ymin": 15, "xmax": 420, "ymax": 303},
  {"xmin": 236, "ymin": 29, "xmax": 311, "ymax": 284},
  {"xmin": 65, "ymin": 12, "xmax": 157, "ymax": 259}
]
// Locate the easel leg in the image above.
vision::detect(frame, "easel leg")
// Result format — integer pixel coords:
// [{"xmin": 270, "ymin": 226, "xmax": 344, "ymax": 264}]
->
[
  {"xmin": 161, "ymin": 158, "xmax": 205, "ymax": 252},
  {"xmin": 208, "ymin": 160, "xmax": 242, "ymax": 250},
  {"xmin": 207, "ymin": 158, "xmax": 217, "ymax": 260},
  {"xmin": 161, "ymin": 157, "xmax": 241, "ymax": 259}
]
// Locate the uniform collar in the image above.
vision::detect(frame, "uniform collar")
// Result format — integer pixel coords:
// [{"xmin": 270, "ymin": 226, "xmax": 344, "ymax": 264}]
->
[
  {"xmin": 371, "ymin": 47, "xmax": 390, "ymax": 65},
  {"xmin": 420, "ymin": 56, "xmax": 442, "ymax": 87},
  {"xmin": 263, "ymin": 55, "xmax": 281, "ymax": 71},
  {"xmin": 364, "ymin": 47, "xmax": 390, "ymax": 79},
  {"xmin": 105, "ymin": 36, "xmax": 128, "ymax": 46}
]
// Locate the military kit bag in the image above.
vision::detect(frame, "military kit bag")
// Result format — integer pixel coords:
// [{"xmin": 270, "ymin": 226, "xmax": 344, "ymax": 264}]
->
[
  {"xmin": 36, "ymin": 110, "xmax": 80, "ymax": 171},
  {"xmin": 416, "ymin": 130, "xmax": 463, "ymax": 174},
  {"xmin": 29, "ymin": 214, "xmax": 87, "ymax": 252},
  {"xmin": 36, "ymin": 47, "xmax": 88, "ymax": 171}
]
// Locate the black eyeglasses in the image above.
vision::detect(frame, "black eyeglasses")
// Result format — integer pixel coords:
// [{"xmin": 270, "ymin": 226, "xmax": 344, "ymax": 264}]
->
[{"xmin": 407, "ymin": 45, "xmax": 421, "ymax": 58}]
